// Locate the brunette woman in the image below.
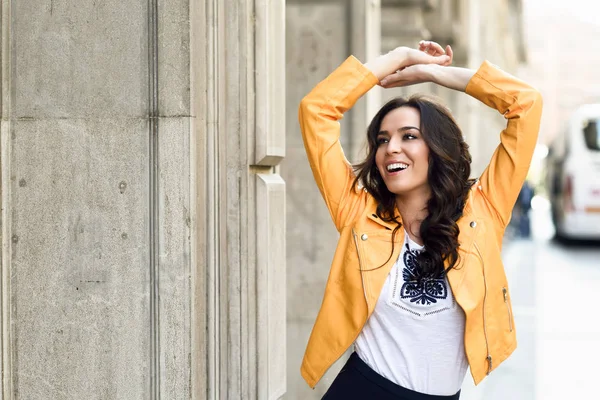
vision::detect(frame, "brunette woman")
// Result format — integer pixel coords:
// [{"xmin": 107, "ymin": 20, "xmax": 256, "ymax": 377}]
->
[{"xmin": 298, "ymin": 41, "xmax": 542, "ymax": 399}]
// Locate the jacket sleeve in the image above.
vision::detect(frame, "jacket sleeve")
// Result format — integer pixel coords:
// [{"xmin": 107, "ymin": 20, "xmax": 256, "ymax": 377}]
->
[
  {"xmin": 298, "ymin": 56, "xmax": 378, "ymax": 231},
  {"xmin": 465, "ymin": 61, "xmax": 543, "ymax": 227}
]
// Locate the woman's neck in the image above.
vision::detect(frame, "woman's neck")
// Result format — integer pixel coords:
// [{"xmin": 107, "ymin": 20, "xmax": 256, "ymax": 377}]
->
[{"xmin": 395, "ymin": 194, "xmax": 429, "ymax": 245}]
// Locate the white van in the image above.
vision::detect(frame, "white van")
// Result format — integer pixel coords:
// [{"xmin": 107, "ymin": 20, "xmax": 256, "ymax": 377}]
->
[{"xmin": 546, "ymin": 104, "xmax": 600, "ymax": 240}]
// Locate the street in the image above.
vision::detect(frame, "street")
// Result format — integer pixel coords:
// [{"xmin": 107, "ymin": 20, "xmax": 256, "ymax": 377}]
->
[{"xmin": 461, "ymin": 200, "xmax": 600, "ymax": 400}]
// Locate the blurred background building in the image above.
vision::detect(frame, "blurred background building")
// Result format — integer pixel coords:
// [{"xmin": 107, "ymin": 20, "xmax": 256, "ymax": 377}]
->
[
  {"xmin": 518, "ymin": 0, "xmax": 600, "ymax": 190},
  {"xmin": 284, "ymin": 0, "xmax": 528, "ymax": 397},
  {"xmin": 520, "ymin": 0, "xmax": 600, "ymax": 147}
]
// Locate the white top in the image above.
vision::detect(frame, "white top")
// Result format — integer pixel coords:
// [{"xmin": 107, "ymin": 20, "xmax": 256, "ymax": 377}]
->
[{"xmin": 354, "ymin": 234, "xmax": 468, "ymax": 396}]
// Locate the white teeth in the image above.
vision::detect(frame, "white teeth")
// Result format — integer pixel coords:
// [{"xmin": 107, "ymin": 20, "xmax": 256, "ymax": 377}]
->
[{"xmin": 386, "ymin": 163, "xmax": 408, "ymax": 171}]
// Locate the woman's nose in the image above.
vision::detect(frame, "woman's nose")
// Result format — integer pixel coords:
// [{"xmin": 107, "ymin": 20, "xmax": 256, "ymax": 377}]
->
[{"xmin": 386, "ymin": 136, "xmax": 402, "ymax": 155}]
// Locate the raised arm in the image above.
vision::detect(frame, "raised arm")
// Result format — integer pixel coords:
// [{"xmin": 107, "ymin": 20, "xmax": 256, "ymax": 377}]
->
[
  {"xmin": 299, "ymin": 47, "xmax": 451, "ymax": 230},
  {"xmin": 298, "ymin": 56, "xmax": 377, "ymax": 230},
  {"xmin": 464, "ymin": 62, "xmax": 543, "ymax": 226}
]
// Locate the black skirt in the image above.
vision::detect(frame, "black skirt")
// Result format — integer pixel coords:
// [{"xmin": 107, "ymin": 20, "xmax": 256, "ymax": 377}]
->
[{"xmin": 322, "ymin": 352, "xmax": 461, "ymax": 400}]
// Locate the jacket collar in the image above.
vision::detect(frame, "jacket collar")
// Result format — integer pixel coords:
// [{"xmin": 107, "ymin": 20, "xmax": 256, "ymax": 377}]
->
[
  {"xmin": 363, "ymin": 178, "xmax": 480, "ymax": 232},
  {"xmin": 365, "ymin": 196, "xmax": 402, "ymax": 231}
]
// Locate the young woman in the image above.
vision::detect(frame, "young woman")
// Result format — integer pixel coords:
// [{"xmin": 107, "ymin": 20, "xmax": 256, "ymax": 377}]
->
[{"xmin": 298, "ymin": 41, "xmax": 542, "ymax": 400}]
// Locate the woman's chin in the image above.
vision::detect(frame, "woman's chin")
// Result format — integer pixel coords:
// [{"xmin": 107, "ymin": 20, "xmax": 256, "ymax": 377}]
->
[
  {"xmin": 385, "ymin": 184, "xmax": 413, "ymax": 196},
  {"xmin": 384, "ymin": 182, "xmax": 430, "ymax": 198}
]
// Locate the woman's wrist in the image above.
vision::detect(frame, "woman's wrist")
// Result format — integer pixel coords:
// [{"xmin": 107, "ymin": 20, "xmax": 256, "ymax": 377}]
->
[
  {"xmin": 428, "ymin": 65, "xmax": 476, "ymax": 92},
  {"xmin": 364, "ymin": 49, "xmax": 405, "ymax": 82}
]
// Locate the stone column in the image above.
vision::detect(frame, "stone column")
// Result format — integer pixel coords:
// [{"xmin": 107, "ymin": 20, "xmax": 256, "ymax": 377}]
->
[
  {"xmin": 195, "ymin": 0, "xmax": 287, "ymax": 398},
  {"xmin": 0, "ymin": 0, "xmax": 287, "ymax": 398},
  {"xmin": 1, "ymin": 0, "xmax": 156, "ymax": 397}
]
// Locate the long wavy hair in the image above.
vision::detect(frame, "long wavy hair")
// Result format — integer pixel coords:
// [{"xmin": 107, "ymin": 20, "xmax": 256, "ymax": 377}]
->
[{"xmin": 354, "ymin": 95, "xmax": 475, "ymax": 278}]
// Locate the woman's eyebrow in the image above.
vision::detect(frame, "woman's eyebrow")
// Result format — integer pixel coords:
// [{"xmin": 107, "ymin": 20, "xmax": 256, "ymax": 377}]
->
[
  {"xmin": 378, "ymin": 126, "xmax": 421, "ymax": 135},
  {"xmin": 398, "ymin": 126, "xmax": 421, "ymax": 132}
]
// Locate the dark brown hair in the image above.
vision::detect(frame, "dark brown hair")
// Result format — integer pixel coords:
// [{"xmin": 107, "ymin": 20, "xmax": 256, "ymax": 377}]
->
[{"xmin": 354, "ymin": 95, "xmax": 475, "ymax": 278}]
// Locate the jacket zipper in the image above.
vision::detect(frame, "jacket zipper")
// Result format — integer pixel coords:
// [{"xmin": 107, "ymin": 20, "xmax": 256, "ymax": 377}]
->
[
  {"xmin": 474, "ymin": 242, "xmax": 492, "ymax": 375},
  {"xmin": 503, "ymin": 287, "xmax": 513, "ymax": 332},
  {"xmin": 352, "ymin": 229, "xmax": 369, "ymax": 310}
]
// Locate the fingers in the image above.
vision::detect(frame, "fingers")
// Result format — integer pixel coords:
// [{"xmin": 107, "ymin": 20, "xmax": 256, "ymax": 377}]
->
[
  {"xmin": 444, "ymin": 45, "xmax": 454, "ymax": 65},
  {"xmin": 380, "ymin": 65, "xmax": 424, "ymax": 88},
  {"xmin": 419, "ymin": 40, "xmax": 445, "ymax": 56},
  {"xmin": 418, "ymin": 40, "xmax": 453, "ymax": 66},
  {"xmin": 408, "ymin": 49, "xmax": 450, "ymax": 66},
  {"xmin": 379, "ymin": 70, "xmax": 401, "ymax": 87}
]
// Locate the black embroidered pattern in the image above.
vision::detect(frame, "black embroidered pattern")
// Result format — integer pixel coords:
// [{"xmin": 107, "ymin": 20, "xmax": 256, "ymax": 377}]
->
[{"xmin": 400, "ymin": 243, "xmax": 448, "ymax": 306}]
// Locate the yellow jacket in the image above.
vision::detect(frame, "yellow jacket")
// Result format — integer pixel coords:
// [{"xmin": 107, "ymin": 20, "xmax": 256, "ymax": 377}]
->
[{"xmin": 298, "ymin": 56, "xmax": 543, "ymax": 388}]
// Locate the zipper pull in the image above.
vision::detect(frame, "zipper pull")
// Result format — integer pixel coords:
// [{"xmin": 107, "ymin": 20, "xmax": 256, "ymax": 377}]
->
[
  {"xmin": 487, "ymin": 355, "xmax": 493, "ymax": 374},
  {"xmin": 503, "ymin": 287, "xmax": 508, "ymax": 301}
]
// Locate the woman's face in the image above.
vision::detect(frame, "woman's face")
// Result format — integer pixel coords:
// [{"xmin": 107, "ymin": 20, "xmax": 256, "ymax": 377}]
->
[{"xmin": 375, "ymin": 106, "xmax": 431, "ymax": 199}]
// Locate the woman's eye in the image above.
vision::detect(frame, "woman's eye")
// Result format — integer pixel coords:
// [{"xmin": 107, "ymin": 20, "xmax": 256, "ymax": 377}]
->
[
  {"xmin": 404, "ymin": 133, "xmax": 417, "ymax": 140},
  {"xmin": 376, "ymin": 137, "xmax": 389, "ymax": 145}
]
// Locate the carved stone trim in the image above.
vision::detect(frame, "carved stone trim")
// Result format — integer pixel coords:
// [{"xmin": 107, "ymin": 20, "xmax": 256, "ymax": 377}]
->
[
  {"xmin": 256, "ymin": 174, "xmax": 286, "ymax": 399},
  {"xmin": 192, "ymin": 0, "xmax": 286, "ymax": 398},
  {"xmin": 147, "ymin": 0, "xmax": 161, "ymax": 396},
  {"xmin": 1, "ymin": 0, "xmax": 13, "ymax": 396},
  {"xmin": 254, "ymin": 0, "xmax": 286, "ymax": 166}
]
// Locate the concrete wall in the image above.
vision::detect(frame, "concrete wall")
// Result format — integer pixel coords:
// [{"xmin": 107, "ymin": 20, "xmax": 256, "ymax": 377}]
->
[
  {"xmin": 1, "ymin": 0, "xmax": 287, "ymax": 399},
  {"xmin": 3, "ymin": 0, "xmax": 154, "ymax": 397}
]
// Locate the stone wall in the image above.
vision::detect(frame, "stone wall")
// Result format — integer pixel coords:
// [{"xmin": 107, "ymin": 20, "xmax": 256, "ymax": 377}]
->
[
  {"xmin": 3, "ymin": 0, "xmax": 157, "ymax": 397},
  {"xmin": 1, "ymin": 0, "xmax": 287, "ymax": 398}
]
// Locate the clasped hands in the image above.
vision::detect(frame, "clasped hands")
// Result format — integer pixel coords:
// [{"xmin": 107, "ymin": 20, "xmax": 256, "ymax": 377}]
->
[{"xmin": 365, "ymin": 41, "xmax": 454, "ymax": 89}]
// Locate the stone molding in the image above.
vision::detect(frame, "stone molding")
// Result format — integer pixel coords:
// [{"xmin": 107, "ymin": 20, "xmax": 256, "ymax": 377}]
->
[
  {"xmin": 255, "ymin": 0, "xmax": 286, "ymax": 166},
  {"xmin": 192, "ymin": 0, "xmax": 287, "ymax": 398}
]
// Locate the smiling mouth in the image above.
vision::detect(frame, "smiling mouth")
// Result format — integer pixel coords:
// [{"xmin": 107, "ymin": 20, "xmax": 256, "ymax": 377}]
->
[{"xmin": 386, "ymin": 163, "xmax": 408, "ymax": 173}]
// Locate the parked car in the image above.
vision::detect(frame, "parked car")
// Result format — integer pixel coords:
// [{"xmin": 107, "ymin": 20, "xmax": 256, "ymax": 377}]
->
[{"xmin": 546, "ymin": 104, "xmax": 600, "ymax": 240}]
